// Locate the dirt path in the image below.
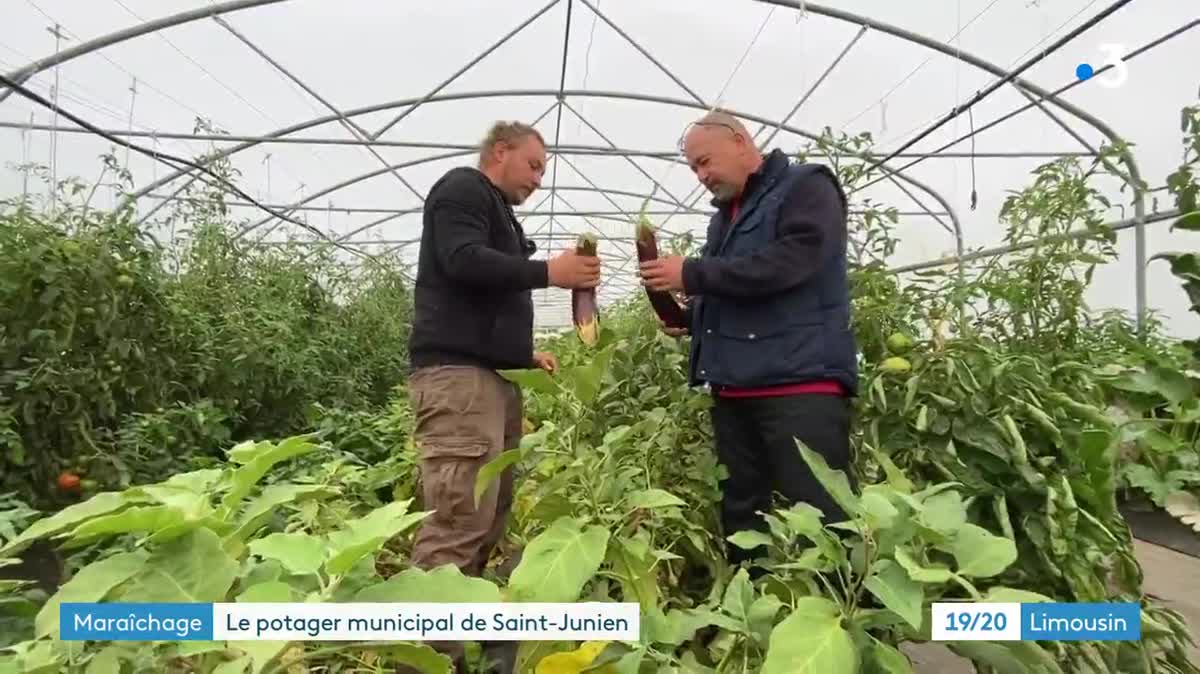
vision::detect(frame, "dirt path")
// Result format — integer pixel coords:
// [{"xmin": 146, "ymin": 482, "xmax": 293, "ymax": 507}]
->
[{"xmin": 901, "ymin": 540, "xmax": 1200, "ymax": 672}]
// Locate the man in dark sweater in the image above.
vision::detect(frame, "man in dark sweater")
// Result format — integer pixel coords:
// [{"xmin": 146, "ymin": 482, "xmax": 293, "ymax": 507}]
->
[
  {"xmin": 640, "ymin": 111, "xmax": 859, "ymax": 572},
  {"xmin": 404, "ymin": 121, "xmax": 600, "ymax": 672}
]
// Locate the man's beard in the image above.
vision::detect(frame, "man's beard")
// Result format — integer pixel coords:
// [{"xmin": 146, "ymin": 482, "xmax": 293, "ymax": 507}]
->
[
  {"xmin": 708, "ymin": 182, "xmax": 738, "ymax": 202},
  {"xmin": 499, "ymin": 183, "xmax": 524, "ymax": 205}
]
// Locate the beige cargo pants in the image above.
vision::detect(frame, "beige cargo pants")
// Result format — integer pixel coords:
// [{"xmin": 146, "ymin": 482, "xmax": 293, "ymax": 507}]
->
[
  {"xmin": 403, "ymin": 365, "xmax": 523, "ymax": 672},
  {"xmin": 408, "ymin": 364, "xmax": 523, "ymax": 574}
]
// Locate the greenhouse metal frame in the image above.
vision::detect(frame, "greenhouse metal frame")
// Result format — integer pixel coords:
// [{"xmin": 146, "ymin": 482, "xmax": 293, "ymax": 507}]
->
[{"xmin": 3, "ymin": 0, "xmax": 1197, "ymax": 332}]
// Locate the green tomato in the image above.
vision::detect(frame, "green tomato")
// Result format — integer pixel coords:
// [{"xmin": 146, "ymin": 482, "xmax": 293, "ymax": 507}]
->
[
  {"xmin": 116, "ymin": 275, "xmax": 134, "ymax": 288},
  {"xmin": 879, "ymin": 356, "xmax": 912, "ymax": 374},
  {"xmin": 886, "ymin": 332, "xmax": 914, "ymax": 354}
]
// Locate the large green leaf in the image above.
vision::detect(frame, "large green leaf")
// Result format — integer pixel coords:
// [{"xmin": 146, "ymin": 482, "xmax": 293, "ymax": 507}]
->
[
  {"xmin": 247, "ymin": 532, "xmax": 326, "ymax": 576},
  {"xmin": 1076, "ymin": 428, "xmax": 1117, "ymax": 520},
  {"xmin": 84, "ymin": 645, "xmax": 129, "ymax": 674},
  {"xmin": 747, "ymin": 594, "xmax": 785, "ymax": 646},
  {"xmin": 159, "ymin": 469, "xmax": 225, "ymax": 494},
  {"xmin": 652, "ymin": 609, "xmax": 740, "ymax": 647},
  {"xmin": 867, "ymin": 636, "xmax": 914, "ymax": 674},
  {"xmin": 378, "ymin": 643, "xmax": 455, "ymax": 674},
  {"xmin": 919, "ymin": 489, "xmax": 967, "ymax": 535},
  {"xmin": 779, "ymin": 502, "xmax": 824, "ymax": 538},
  {"xmin": 35, "ymin": 550, "xmax": 148, "ymax": 638},
  {"xmin": 796, "ymin": 440, "xmax": 859, "ymax": 520},
  {"xmin": 228, "ymin": 484, "xmax": 337, "ymax": 543},
  {"xmin": 1173, "ymin": 210, "xmax": 1200, "ymax": 232},
  {"xmin": 607, "ymin": 536, "xmax": 661, "ymax": 613},
  {"xmin": 127, "ymin": 483, "xmax": 215, "ymax": 514},
  {"xmin": 863, "ymin": 560, "xmax": 924, "ymax": 630},
  {"xmin": 236, "ymin": 581, "xmax": 297, "ymax": 603},
  {"xmin": 221, "ymin": 436, "xmax": 321, "ymax": 515},
  {"xmin": 720, "ymin": 568, "xmax": 755, "ymax": 627},
  {"xmin": 625, "ymin": 488, "xmax": 686, "ymax": 510},
  {"xmin": 866, "ymin": 445, "xmax": 914, "ymax": 494},
  {"xmin": 860, "ymin": 486, "xmax": 900, "ymax": 530},
  {"xmin": 354, "ymin": 565, "xmax": 502, "ymax": 603},
  {"xmin": 324, "ymin": 499, "xmax": 430, "ymax": 576},
  {"xmin": 942, "ymin": 523, "xmax": 1017, "ymax": 578},
  {"xmin": 0, "ymin": 492, "xmax": 141, "ymax": 557},
  {"xmin": 116, "ymin": 528, "xmax": 238, "ymax": 603},
  {"xmin": 950, "ymin": 641, "xmax": 1062, "ymax": 674},
  {"xmin": 565, "ymin": 346, "xmax": 615, "ymax": 406},
  {"xmin": 0, "ymin": 641, "xmax": 65, "ymax": 674},
  {"xmin": 761, "ymin": 597, "xmax": 858, "ymax": 674},
  {"xmin": 63, "ymin": 505, "xmax": 188, "ymax": 545},
  {"xmin": 508, "ymin": 517, "xmax": 610, "ymax": 603},
  {"xmin": 726, "ymin": 530, "xmax": 773, "ymax": 550},
  {"xmin": 894, "ymin": 548, "xmax": 954, "ymax": 584},
  {"xmin": 475, "ymin": 448, "xmax": 524, "ymax": 507},
  {"xmin": 981, "ymin": 586, "xmax": 1053, "ymax": 603},
  {"xmin": 497, "ymin": 368, "xmax": 561, "ymax": 395},
  {"xmin": 223, "ymin": 641, "xmax": 289, "ymax": 674},
  {"xmin": 1111, "ymin": 367, "xmax": 1195, "ymax": 404}
]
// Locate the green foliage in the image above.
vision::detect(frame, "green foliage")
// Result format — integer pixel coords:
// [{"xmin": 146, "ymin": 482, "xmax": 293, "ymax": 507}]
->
[{"xmin": 0, "ymin": 161, "xmax": 414, "ymax": 509}]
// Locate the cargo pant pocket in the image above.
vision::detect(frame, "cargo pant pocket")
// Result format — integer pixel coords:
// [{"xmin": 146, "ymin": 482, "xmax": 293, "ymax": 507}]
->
[{"xmin": 421, "ymin": 441, "xmax": 492, "ymax": 527}]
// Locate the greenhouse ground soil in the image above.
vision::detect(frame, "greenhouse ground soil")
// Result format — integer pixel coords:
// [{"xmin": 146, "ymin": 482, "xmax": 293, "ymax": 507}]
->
[{"xmin": 1120, "ymin": 500, "xmax": 1200, "ymax": 559}]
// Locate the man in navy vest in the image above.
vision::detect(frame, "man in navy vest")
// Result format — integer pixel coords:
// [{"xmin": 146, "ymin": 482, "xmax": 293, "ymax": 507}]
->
[{"xmin": 639, "ymin": 110, "xmax": 859, "ymax": 571}]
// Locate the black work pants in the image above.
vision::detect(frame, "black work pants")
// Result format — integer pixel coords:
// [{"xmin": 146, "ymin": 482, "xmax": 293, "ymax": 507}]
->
[{"xmin": 710, "ymin": 392, "xmax": 855, "ymax": 567}]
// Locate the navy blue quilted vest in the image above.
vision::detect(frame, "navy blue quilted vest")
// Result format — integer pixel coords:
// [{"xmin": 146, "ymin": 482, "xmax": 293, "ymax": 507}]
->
[{"xmin": 687, "ymin": 150, "xmax": 859, "ymax": 395}]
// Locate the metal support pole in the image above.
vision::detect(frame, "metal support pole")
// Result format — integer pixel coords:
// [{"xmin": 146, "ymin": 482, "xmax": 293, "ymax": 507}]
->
[
  {"xmin": 758, "ymin": 24, "xmax": 869, "ymax": 150},
  {"xmin": 559, "ymin": 99, "xmax": 689, "ymax": 209},
  {"xmin": 46, "ymin": 23, "xmax": 69, "ymax": 215},
  {"xmin": 660, "ymin": 24, "xmax": 867, "ymax": 232},
  {"xmin": 545, "ymin": 0, "xmax": 575, "ymax": 274},
  {"xmin": 370, "ymin": 0, "xmax": 562, "ymax": 140},
  {"xmin": 20, "ymin": 112, "xmax": 32, "ymax": 199},
  {"xmin": 0, "ymin": 120, "xmax": 1099, "ymax": 160},
  {"xmin": 575, "ymin": 0, "xmax": 705, "ymax": 105},
  {"xmin": 212, "ymin": 15, "xmax": 425, "ymax": 204},
  {"xmin": 232, "ymin": 149, "xmax": 476, "ymax": 240},
  {"xmin": 125, "ymin": 76, "xmax": 137, "ymax": 170},
  {"xmin": 118, "ymin": 89, "xmax": 959, "ymax": 239},
  {"xmin": 888, "ymin": 209, "xmax": 1179, "ymax": 275},
  {"xmin": 0, "ymin": 0, "xmax": 290, "ymax": 107}
]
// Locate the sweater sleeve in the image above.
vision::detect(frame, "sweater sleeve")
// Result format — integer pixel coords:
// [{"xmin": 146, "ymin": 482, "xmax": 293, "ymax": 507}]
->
[
  {"xmin": 680, "ymin": 169, "xmax": 845, "ymax": 298},
  {"xmin": 429, "ymin": 174, "xmax": 549, "ymax": 291}
]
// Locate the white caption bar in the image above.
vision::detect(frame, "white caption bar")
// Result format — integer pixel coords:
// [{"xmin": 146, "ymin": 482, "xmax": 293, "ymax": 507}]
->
[{"xmin": 212, "ymin": 602, "xmax": 640, "ymax": 641}]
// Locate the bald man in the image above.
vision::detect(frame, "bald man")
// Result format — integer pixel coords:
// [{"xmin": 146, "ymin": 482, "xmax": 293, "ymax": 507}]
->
[{"xmin": 639, "ymin": 111, "xmax": 859, "ymax": 573}]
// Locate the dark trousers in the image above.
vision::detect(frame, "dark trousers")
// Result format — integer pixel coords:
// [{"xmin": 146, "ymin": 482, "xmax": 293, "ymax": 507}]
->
[{"xmin": 710, "ymin": 392, "xmax": 855, "ymax": 567}]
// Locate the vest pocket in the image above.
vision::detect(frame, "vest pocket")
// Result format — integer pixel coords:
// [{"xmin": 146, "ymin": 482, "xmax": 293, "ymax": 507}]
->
[{"xmin": 714, "ymin": 302, "xmax": 826, "ymax": 385}]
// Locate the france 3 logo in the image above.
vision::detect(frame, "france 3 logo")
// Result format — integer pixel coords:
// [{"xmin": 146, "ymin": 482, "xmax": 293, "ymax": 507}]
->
[{"xmin": 1075, "ymin": 44, "xmax": 1129, "ymax": 88}]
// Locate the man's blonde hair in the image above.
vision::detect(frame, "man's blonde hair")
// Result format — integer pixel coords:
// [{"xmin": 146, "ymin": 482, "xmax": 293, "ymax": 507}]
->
[{"xmin": 479, "ymin": 121, "xmax": 545, "ymax": 166}]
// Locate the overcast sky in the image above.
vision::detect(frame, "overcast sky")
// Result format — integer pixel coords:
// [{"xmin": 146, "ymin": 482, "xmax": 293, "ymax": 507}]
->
[{"xmin": 2, "ymin": 0, "xmax": 1198, "ymax": 334}]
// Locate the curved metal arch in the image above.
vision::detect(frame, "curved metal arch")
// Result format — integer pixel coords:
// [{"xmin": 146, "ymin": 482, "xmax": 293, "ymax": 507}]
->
[
  {"xmin": 237, "ymin": 139, "xmax": 965, "ymax": 279},
  {"xmin": 0, "ymin": 0, "xmax": 287, "ymax": 106},
  {"xmin": 753, "ymin": 0, "xmax": 1136, "ymax": 161},
  {"xmin": 3, "ymin": 0, "xmax": 1150, "ymax": 322},
  {"xmin": 120, "ymin": 88, "xmax": 963, "ymax": 248},
  {"xmin": 753, "ymin": 0, "xmax": 1148, "ymax": 329}
]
